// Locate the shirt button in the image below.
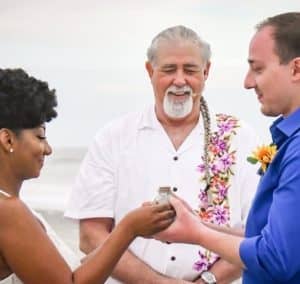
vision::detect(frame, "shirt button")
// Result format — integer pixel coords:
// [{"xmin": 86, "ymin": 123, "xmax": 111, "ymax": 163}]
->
[
  {"xmin": 173, "ymin": 156, "xmax": 178, "ymax": 161},
  {"xmin": 172, "ymin": 187, "xmax": 178, "ymax": 192},
  {"xmin": 170, "ymin": 256, "xmax": 176, "ymax": 261}
]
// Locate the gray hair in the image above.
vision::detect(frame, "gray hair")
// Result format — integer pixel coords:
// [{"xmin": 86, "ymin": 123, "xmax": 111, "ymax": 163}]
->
[{"xmin": 147, "ymin": 25, "xmax": 211, "ymax": 65}]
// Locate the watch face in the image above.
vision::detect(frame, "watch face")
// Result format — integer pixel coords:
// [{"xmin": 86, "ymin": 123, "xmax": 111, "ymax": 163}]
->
[{"xmin": 201, "ymin": 271, "xmax": 217, "ymax": 284}]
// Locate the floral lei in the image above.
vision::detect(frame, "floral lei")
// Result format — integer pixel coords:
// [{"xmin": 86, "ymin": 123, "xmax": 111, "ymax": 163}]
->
[{"xmin": 194, "ymin": 113, "xmax": 240, "ymax": 272}]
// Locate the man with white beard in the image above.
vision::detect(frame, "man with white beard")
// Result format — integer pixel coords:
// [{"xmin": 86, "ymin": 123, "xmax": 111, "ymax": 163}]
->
[{"xmin": 65, "ymin": 26, "xmax": 260, "ymax": 284}]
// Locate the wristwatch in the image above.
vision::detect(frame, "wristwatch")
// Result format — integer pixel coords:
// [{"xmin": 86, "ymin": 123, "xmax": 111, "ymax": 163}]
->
[{"xmin": 200, "ymin": 270, "xmax": 217, "ymax": 284}]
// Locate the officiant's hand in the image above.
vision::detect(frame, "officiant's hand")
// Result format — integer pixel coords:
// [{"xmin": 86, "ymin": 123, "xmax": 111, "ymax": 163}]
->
[{"xmin": 154, "ymin": 195, "xmax": 204, "ymax": 244}]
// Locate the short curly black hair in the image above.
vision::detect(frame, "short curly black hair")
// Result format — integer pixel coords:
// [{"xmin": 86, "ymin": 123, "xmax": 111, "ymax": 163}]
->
[{"xmin": 0, "ymin": 68, "xmax": 57, "ymax": 132}]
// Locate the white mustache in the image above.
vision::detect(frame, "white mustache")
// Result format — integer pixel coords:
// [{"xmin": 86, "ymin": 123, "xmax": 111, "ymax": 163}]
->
[
  {"xmin": 165, "ymin": 86, "xmax": 199, "ymax": 98},
  {"xmin": 166, "ymin": 85, "xmax": 193, "ymax": 96}
]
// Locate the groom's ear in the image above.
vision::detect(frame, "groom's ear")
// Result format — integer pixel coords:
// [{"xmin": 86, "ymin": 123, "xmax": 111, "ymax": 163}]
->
[{"xmin": 291, "ymin": 57, "xmax": 300, "ymax": 82}]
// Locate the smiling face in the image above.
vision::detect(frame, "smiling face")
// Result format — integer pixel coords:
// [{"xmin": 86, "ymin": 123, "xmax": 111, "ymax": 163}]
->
[
  {"xmin": 244, "ymin": 26, "xmax": 298, "ymax": 117},
  {"xmin": 13, "ymin": 125, "xmax": 52, "ymax": 179},
  {"xmin": 146, "ymin": 40, "xmax": 210, "ymax": 122}
]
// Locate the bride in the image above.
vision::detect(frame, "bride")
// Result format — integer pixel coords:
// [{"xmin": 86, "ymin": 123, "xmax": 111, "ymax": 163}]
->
[{"xmin": 0, "ymin": 68, "xmax": 174, "ymax": 284}]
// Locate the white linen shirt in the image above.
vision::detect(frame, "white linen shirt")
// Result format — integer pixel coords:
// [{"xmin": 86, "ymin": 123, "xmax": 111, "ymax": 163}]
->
[{"xmin": 65, "ymin": 105, "xmax": 260, "ymax": 283}]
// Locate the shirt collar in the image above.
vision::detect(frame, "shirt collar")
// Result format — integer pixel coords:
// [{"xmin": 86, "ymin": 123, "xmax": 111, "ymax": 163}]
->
[
  {"xmin": 270, "ymin": 107, "xmax": 300, "ymax": 147},
  {"xmin": 137, "ymin": 104, "xmax": 213, "ymax": 134},
  {"xmin": 137, "ymin": 104, "xmax": 161, "ymax": 130}
]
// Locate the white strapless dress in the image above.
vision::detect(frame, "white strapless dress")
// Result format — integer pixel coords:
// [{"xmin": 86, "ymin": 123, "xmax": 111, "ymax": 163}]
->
[{"xmin": 0, "ymin": 209, "xmax": 80, "ymax": 283}]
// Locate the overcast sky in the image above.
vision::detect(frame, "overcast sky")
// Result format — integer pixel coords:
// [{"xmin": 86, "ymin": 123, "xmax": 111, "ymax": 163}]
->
[{"xmin": 1, "ymin": 0, "xmax": 300, "ymax": 147}]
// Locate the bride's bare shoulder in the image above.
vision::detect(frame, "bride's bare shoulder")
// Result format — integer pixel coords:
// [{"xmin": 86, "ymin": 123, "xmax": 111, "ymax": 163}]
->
[{"xmin": 0, "ymin": 197, "xmax": 34, "ymax": 235}]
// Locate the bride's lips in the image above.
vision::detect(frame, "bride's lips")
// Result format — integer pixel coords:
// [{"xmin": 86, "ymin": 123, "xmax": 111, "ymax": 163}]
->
[{"xmin": 39, "ymin": 158, "xmax": 44, "ymax": 168}]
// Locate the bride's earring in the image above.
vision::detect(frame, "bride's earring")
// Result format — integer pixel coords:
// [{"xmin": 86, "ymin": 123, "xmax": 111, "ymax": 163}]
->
[{"xmin": 9, "ymin": 148, "xmax": 14, "ymax": 153}]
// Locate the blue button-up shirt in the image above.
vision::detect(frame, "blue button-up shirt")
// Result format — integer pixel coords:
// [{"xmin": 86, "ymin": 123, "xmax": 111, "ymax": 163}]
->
[{"xmin": 240, "ymin": 108, "xmax": 300, "ymax": 283}]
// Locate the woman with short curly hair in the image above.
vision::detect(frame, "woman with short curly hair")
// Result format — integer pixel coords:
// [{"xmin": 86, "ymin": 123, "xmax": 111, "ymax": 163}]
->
[{"xmin": 0, "ymin": 68, "xmax": 174, "ymax": 284}]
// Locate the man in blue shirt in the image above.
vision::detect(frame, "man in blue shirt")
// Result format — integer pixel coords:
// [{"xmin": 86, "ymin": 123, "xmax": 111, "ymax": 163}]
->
[{"xmin": 155, "ymin": 12, "xmax": 300, "ymax": 283}]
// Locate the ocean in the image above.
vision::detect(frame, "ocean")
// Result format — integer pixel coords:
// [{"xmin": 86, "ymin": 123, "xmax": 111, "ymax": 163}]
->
[{"xmin": 21, "ymin": 147, "xmax": 87, "ymax": 212}]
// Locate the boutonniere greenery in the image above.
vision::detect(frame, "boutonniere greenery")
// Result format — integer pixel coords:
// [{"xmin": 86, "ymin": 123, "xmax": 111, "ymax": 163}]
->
[{"xmin": 247, "ymin": 144, "xmax": 277, "ymax": 174}]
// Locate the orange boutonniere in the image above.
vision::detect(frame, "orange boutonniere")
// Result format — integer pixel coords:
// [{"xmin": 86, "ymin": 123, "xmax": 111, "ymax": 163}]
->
[{"xmin": 247, "ymin": 144, "xmax": 277, "ymax": 173}]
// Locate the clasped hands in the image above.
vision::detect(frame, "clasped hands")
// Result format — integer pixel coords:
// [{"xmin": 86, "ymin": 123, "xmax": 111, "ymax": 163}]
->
[{"xmin": 146, "ymin": 195, "xmax": 205, "ymax": 244}]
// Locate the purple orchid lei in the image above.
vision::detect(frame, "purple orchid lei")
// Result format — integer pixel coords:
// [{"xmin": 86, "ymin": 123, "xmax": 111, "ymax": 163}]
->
[{"xmin": 194, "ymin": 114, "xmax": 240, "ymax": 272}]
